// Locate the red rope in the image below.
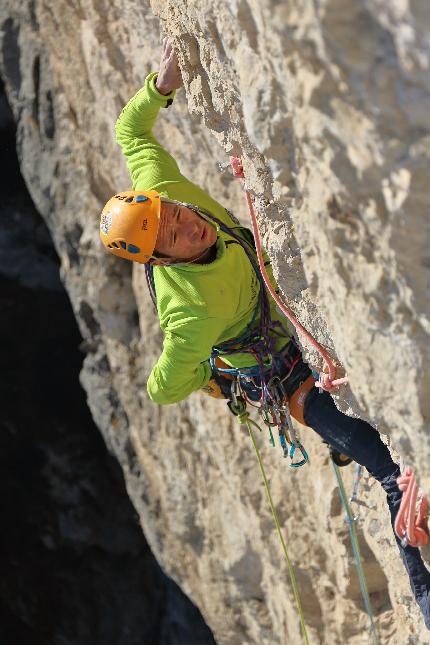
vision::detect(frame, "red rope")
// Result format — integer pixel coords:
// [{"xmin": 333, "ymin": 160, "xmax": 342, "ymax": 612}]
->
[
  {"xmin": 394, "ymin": 466, "xmax": 429, "ymax": 547},
  {"xmin": 230, "ymin": 156, "xmax": 347, "ymax": 391},
  {"xmin": 230, "ymin": 157, "xmax": 430, "ymax": 545}
]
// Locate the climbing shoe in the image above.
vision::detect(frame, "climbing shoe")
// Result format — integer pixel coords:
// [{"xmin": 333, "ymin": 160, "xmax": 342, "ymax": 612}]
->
[{"xmin": 329, "ymin": 446, "xmax": 353, "ymax": 467}]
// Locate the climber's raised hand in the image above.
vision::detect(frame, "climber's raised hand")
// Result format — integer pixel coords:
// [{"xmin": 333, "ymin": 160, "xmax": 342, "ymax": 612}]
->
[{"xmin": 156, "ymin": 37, "xmax": 183, "ymax": 95}]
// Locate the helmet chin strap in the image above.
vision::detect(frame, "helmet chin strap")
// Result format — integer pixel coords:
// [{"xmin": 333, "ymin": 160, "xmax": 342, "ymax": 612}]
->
[{"xmin": 150, "ymin": 245, "xmax": 215, "ymax": 266}]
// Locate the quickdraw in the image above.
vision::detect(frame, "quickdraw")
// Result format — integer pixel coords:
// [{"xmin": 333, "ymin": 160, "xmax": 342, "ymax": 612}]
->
[
  {"xmin": 263, "ymin": 375, "xmax": 309, "ymax": 468},
  {"xmin": 229, "ymin": 376, "xmax": 309, "ymax": 469},
  {"xmin": 349, "ymin": 463, "xmax": 364, "ymax": 520}
]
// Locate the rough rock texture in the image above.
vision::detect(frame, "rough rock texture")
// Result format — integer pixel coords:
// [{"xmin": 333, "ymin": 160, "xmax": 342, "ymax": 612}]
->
[
  {"xmin": 0, "ymin": 79, "xmax": 214, "ymax": 645},
  {"xmin": 1, "ymin": 0, "xmax": 429, "ymax": 643}
]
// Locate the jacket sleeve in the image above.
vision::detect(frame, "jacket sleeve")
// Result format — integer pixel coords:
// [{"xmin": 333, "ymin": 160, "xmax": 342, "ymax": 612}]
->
[
  {"xmin": 115, "ymin": 73, "xmax": 230, "ymax": 211},
  {"xmin": 115, "ymin": 72, "xmax": 185, "ymax": 190},
  {"xmin": 147, "ymin": 315, "xmax": 225, "ymax": 405}
]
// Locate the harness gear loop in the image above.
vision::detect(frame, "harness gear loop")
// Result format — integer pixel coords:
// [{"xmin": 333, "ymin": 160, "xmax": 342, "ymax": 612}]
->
[
  {"xmin": 395, "ymin": 466, "xmax": 429, "ymax": 548},
  {"xmin": 229, "ymin": 156, "xmax": 348, "ymax": 393},
  {"xmin": 332, "ymin": 460, "xmax": 381, "ymax": 645}
]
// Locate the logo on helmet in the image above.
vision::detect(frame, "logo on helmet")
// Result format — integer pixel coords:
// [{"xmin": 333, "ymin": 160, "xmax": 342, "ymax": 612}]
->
[
  {"xmin": 142, "ymin": 218, "xmax": 148, "ymax": 231},
  {"xmin": 100, "ymin": 211, "xmax": 112, "ymax": 235}
]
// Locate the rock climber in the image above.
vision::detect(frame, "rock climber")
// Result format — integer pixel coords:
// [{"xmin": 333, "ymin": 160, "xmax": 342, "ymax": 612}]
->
[{"xmin": 99, "ymin": 38, "xmax": 430, "ymax": 627}]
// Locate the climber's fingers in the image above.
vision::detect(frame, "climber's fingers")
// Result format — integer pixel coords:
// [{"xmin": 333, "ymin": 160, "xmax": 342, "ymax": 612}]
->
[{"xmin": 156, "ymin": 37, "xmax": 183, "ymax": 95}]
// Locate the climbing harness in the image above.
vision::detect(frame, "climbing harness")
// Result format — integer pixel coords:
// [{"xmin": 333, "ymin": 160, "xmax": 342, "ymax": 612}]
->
[
  {"xmin": 394, "ymin": 466, "xmax": 429, "ymax": 548},
  {"xmin": 332, "ymin": 461, "xmax": 381, "ymax": 645},
  {"xmin": 287, "ymin": 374, "xmax": 315, "ymax": 427},
  {"xmin": 232, "ymin": 396, "xmax": 310, "ymax": 644}
]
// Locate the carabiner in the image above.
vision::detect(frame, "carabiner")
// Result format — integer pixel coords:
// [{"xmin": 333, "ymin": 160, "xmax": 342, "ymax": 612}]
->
[
  {"xmin": 261, "ymin": 404, "xmax": 276, "ymax": 427},
  {"xmin": 230, "ymin": 378, "xmax": 241, "ymax": 406},
  {"xmin": 289, "ymin": 442, "xmax": 309, "ymax": 468},
  {"xmin": 266, "ymin": 375, "xmax": 286, "ymax": 407},
  {"xmin": 228, "ymin": 378, "xmax": 247, "ymax": 417},
  {"xmin": 279, "ymin": 430, "xmax": 289, "ymax": 458}
]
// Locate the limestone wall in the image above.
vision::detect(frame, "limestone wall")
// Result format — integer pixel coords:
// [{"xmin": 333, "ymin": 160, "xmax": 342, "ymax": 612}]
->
[{"xmin": 1, "ymin": 0, "xmax": 429, "ymax": 642}]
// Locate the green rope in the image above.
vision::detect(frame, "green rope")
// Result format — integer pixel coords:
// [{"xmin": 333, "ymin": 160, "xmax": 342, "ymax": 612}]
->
[
  {"xmin": 332, "ymin": 462, "xmax": 381, "ymax": 645},
  {"xmin": 238, "ymin": 411, "xmax": 310, "ymax": 645}
]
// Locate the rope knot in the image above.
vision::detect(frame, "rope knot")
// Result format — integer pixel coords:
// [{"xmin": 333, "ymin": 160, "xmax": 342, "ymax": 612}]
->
[{"xmin": 237, "ymin": 410, "xmax": 250, "ymax": 425}]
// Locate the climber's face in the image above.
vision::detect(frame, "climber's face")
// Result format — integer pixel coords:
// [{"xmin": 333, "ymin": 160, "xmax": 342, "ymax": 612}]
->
[{"xmin": 154, "ymin": 202, "xmax": 217, "ymax": 263}]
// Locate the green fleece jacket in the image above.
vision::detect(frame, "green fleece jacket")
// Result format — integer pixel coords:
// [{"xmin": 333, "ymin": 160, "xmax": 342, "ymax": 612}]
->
[{"xmin": 115, "ymin": 72, "xmax": 292, "ymax": 404}]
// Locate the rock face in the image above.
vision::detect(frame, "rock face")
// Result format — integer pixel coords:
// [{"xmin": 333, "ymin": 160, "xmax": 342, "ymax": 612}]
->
[
  {"xmin": 1, "ymin": 0, "xmax": 429, "ymax": 643},
  {"xmin": 0, "ymin": 78, "xmax": 214, "ymax": 645}
]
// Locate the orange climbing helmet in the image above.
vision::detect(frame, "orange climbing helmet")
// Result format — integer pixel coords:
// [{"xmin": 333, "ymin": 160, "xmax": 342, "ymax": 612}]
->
[{"xmin": 99, "ymin": 190, "xmax": 161, "ymax": 263}]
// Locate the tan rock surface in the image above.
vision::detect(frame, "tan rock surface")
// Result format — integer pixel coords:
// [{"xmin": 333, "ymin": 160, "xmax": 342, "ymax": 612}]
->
[{"xmin": 1, "ymin": 0, "xmax": 429, "ymax": 642}]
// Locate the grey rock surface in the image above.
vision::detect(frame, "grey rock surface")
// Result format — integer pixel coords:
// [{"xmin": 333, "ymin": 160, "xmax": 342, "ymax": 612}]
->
[
  {"xmin": 1, "ymin": 0, "xmax": 429, "ymax": 642},
  {"xmin": 0, "ymin": 77, "xmax": 214, "ymax": 645}
]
